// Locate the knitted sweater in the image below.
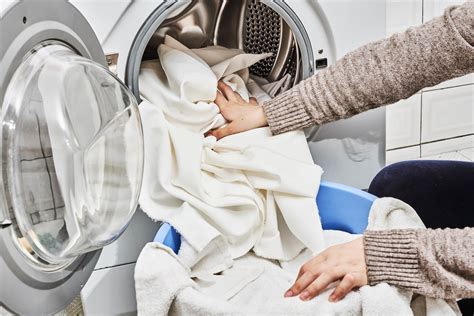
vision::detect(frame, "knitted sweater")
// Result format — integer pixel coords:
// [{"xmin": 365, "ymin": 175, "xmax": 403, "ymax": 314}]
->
[
  {"xmin": 262, "ymin": 3, "xmax": 473, "ymax": 133},
  {"xmin": 262, "ymin": 3, "xmax": 474, "ymax": 299},
  {"xmin": 364, "ymin": 228, "xmax": 473, "ymax": 299}
]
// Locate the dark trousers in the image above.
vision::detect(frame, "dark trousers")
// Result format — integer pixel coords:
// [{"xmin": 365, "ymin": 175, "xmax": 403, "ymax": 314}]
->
[{"xmin": 368, "ymin": 160, "xmax": 474, "ymax": 315}]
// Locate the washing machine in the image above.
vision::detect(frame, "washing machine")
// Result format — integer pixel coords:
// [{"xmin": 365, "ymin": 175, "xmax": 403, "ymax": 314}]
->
[{"xmin": 0, "ymin": 0, "xmax": 386, "ymax": 314}]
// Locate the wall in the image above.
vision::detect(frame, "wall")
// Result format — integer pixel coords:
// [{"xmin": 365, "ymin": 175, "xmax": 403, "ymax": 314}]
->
[
  {"xmin": 385, "ymin": 0, "xmax": 474, "ymax": 165},
  {"xmin": 308, "ymin": 0, "xmax": 387, "ymax": 189}
]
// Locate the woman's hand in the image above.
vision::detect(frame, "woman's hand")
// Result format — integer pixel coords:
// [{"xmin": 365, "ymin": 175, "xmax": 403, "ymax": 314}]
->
[
  {"xmin": 285, "ymin": 237, "xmax": 367, "ymax": 302},
  {"xmin": 208, "ymin": 81, "xmax": 268, "ymax": 139}
]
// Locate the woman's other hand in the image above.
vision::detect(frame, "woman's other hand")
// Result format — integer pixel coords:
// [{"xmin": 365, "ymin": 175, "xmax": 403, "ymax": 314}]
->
[
  {"xmin": 208, "ymin": 81, "xmax": 268, "ymax": 139},
  {"xmin": 285, "ymin": 237, "xmax": 368, "ymax": 302}
]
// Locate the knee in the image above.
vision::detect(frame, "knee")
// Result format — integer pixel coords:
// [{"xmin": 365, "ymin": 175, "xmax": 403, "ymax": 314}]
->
[{"xmin": 368, "ymin": 161, "xmax": 422, "ymax": 197}]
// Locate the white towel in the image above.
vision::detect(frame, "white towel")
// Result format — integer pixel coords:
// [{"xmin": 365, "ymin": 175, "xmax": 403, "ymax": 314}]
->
[
  {"xmin": 135, "ymin": 198, "xmax": 459, "ymax": 315},
  {"xmin": 138, "ymin": 36, "xmax": 325, "ymax": 261}
]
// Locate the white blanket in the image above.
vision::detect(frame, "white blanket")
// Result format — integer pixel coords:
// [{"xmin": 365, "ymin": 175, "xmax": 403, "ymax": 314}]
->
[
  {"xmin": 136, "ymin": 198, "xmax": 458, "ymax": 315},
  {"xmin": 135, "ymin": 37, "xmax": 457, "ymax": 315},
  {"xmin": 138, "ymin": 36, "xmax": 324, "ymax": 261}
]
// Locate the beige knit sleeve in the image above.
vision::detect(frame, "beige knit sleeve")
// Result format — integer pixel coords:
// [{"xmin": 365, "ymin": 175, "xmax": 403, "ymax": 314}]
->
[
  {"xmin": 364, "ymin": 228, "xmax": 474, "ymax": 299},
  {"xmin": 262, "ymin": 3, "xmax": 474, "ymax": 135}
]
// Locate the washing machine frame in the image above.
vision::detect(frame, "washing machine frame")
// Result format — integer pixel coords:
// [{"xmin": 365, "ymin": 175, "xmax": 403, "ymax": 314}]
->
[
  {"xmin": 73, "ymin": 1, "xmax": 385, "ymax": 314},
  {"xmin": 0, "ymin": 0, "xmax": 386, "ymax": 314}
]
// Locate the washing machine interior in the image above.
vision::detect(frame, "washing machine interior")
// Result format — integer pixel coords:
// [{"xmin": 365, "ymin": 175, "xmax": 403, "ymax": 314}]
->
[{"xmin": 127, "ymin": 0, "xmax": 315, "ymax": 99}]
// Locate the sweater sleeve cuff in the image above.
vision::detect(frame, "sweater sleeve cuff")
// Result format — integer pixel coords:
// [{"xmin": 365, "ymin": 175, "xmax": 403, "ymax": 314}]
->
[
  {"xmin": 262, "ymin": 89, "xmax": 314, "ymax": 135},
  {"xmin": 364, "ymin": 229, "xmax": 424, "ymax": 291}
]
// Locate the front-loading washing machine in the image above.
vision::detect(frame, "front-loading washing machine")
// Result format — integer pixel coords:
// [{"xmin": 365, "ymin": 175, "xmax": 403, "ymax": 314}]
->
[
  {"xmin": 1, "ymin": 1, "xmax": 386, "ymax": 314},
  {"xmin": 72, "ymin": 0, "xmax": 387, "ymax": 191}
]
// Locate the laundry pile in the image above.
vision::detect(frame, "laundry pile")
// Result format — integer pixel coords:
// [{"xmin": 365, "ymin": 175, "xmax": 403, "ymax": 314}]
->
[
  {"xmin": 138, "ymin": 36, "xmax": 325, "ymax": 261},
  {"xmin": 135, "ymin": 36, "xmax": 458, "ymax": 315}
]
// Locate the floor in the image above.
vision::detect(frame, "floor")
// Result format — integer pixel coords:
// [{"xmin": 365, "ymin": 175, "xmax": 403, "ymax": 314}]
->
[{"xmin": 419, "ymin": 147, "xmax": 474, "ymax": 162}]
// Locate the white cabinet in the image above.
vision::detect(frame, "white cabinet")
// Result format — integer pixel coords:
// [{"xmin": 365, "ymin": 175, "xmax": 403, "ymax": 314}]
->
[
  {"xmin": 385, "ymin": 0, "xmax": 473, "ymax": 162},
  {"xmin": 423, "ymin": 0, "xmax": 466, "ymax": 20},
  {"xmin": 386, "ymin": 0, "xmax": 422, "ymax": 36},
  {"xmin": 386, "ymin": 94, "xmax": 421, "ymax": 149},
  {"xmin": 424, "ymin": 75, "xmax": 474, "ymax": 92},
  {"xmin": 386, "ymin": 146, "xmax": 421, "ymax": 165},
  {"xmin": 422, "ymin": 0, "xmax": 473, "ymax": 90},
  {"xmin": 421, "ymin": 85, "xmax": 474, "ymax": 143}
]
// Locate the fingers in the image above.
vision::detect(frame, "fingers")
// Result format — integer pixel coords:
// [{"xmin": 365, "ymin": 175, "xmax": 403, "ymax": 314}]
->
[
  {"xmin": 284, "ymin": 238, "xmax": 368, "ymax": 303},
  {"xmin": 249, "ymin": 97, "xmax": 258, "ymax": 105},
  {"xmin": 214, "ymin": 90, "xmax": 236, "ymax": 122},
  {"xmin": 297, "ymin": 252, "xmax": 327, "ymax": 279},
  {"xmin": 286, "ymin": 253, "xmax": 327, "ymax": 298},
  {"xmin": 208, "ymin": 122, "xmax": 241, "ymax": 140},
  {"xmin": 299, "ymin": 269, "xmax": 344, "ymax": 301},
  {"xmin": 214, "ymin": 90, "xmax": 228, "ymax": 107},
  {"xmin": 218, "ymin": 81, "xmax": 246, "ymax": 103},
  {"xmin": 218, "ymin": 81, "xmax": 238, "ymax": 102},
  {"xmin": 285, "ymin": 271, "xmax": 320, "ymax": 298},
  {"xmin": 329, "ymin": 274, "xmax": 357, "ymax": 302}
]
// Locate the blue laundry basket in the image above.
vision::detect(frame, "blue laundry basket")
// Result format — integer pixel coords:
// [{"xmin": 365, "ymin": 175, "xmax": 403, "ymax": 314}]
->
[{"xmin": 154, "ymin": 181, "xmax": 377, "ymax": 254}]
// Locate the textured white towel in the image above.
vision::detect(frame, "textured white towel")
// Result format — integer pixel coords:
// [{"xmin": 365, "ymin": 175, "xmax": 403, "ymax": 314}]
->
[
  {"xmin": 138, "ymin": 36, "xmax": 325, "ymax": 261},
  {"xmin": 136, "ymin": 198, "xmax": 458, "ymax": 315}
]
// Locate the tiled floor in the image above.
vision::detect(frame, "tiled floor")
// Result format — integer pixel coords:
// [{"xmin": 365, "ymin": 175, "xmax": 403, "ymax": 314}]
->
[
  {"xmin": 418, "ymin": 147, "xmax": 474, "ymax": 162},
  {"xmin": 458, "ymin": 147, "xmax": 474, "ymax": 161}
]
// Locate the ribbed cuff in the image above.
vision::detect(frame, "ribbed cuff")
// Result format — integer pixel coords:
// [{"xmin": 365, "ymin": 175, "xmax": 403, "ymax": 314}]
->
[
  {"xmin": 262, "ymin": 89, "xmax": 314, "ymax": 135},
  {"xmin": 364, "ymin": 229, "xmax": 424, "ymax": 291}
]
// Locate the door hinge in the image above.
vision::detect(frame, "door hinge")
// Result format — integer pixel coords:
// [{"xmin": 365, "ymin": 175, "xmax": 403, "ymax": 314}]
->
[
  {"xmin": 1, "ymin": 219, "xmax": 12, "ymax": 229},
  {"xmin": 106, "ymin": 53, "xmax": 119, "ymax": 75}
]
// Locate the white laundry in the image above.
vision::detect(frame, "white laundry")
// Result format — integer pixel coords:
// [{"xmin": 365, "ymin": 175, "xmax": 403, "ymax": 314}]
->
[
  {"xmin": 138, "ymin": 35, "xmax": 325, "ymax": 261},
  {"xmin": 136, "ymin": 198, "xmax": 459, "ymax": 316},
  {"xmin": 251, "ymin": 73, "xmax": 294, "ymax": 98},
  {"xmin": 135, "ymin": 37, "xmax": 457, "ymax": 315}
]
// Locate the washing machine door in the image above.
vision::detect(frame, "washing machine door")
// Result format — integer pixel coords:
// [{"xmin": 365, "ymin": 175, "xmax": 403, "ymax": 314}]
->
[{"xmin": 0, "ymin": 0, "xmax": 144, "ymax": 314}]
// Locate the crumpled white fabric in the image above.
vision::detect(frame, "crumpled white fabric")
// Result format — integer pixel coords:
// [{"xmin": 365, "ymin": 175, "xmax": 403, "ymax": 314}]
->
[
  {"xmin": 138, "ymin": 36, "xmax": 325, "ymax": 261},
  {"xmin": 251, "ymin": 73, "xmax": 294, "ymax": 98},
  {"xmin": 135, "ymin": 36, "xmax": 457, "ymax": 316},
  {"xmin": 135, "ymin": 198, "xmax": 459, "ymax": 316}
]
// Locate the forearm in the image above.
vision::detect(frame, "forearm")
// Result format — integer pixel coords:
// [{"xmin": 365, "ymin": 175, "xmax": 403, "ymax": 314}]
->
[
  {"xmin": 263, "ymin": 3, "xmax": 474, "ymax": 134},
  {"xmin": 364, "ymin": 228, "xmax": 474, "ymax": 299}
]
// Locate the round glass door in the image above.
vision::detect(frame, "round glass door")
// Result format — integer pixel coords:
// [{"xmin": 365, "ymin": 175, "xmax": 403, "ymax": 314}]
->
[{"xmin": 2, "ymin": 41, "xmax": 144, "ymax": 267}]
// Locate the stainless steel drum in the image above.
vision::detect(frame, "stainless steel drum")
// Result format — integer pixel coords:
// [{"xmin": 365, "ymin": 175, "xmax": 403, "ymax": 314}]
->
[{"xmin": 126, "ymin": 0, "xmax": 314, "ymax": 99}]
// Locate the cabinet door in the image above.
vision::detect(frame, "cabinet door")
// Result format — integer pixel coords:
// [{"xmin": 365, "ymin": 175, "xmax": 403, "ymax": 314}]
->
[
  {"xmin": 423, "ymin": 0, "xmax": 474, "ymax": 90},
  {"xmin": 386, "ymin": 94, "xmax": 421, "ymax": 150},
  {"xmin": 386, "ymin": 0, "xmax": 423, "ymax": 36},
  {"xmin": 421, "ymin": 85, "xmax": 474, "ymax": 143}
]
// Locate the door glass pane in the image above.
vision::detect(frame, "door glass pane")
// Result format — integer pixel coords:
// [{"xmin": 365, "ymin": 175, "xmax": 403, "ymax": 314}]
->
[{"xmin": 2, "ymin": 41, "xmax": 144, "ymax": 265}]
